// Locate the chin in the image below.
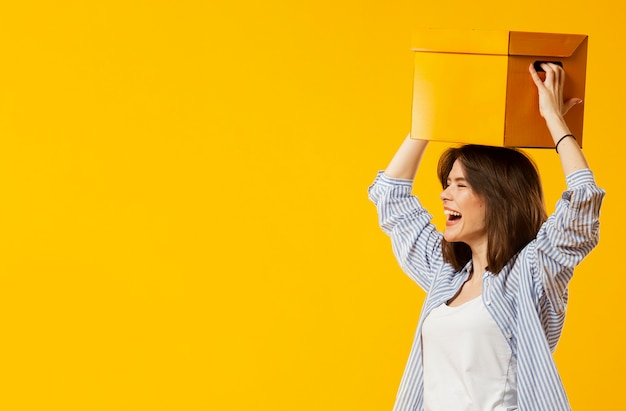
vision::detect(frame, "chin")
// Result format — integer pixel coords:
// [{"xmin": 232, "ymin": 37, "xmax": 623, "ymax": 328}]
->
[
  {"xmin": 443, "ymin": 233, "xmax": 458, "ymax": 242},
  {"xmin": 443, "ymin": 230, "xmax": 466, "ymax": 244}
]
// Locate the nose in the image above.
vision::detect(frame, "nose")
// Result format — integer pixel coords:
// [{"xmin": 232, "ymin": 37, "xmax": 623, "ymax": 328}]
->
[{"xmin": 440, "ymin": 186, "xmax": 451, "ymax": 201}]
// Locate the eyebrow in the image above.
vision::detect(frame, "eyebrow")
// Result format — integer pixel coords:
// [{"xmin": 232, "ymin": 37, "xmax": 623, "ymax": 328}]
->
[{"xmin": 446, "ymin": 177, "xmax": 468, "ymax": 183}]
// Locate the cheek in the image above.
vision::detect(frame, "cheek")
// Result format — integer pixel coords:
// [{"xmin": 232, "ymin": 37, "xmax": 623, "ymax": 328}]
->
[
  {"xmin": 473, "ymin": 199, "xmax": 487, "ymax": 225},
  {"xmin": 479, "ymin": 204, "xmax": 488, "ymax": 227}
]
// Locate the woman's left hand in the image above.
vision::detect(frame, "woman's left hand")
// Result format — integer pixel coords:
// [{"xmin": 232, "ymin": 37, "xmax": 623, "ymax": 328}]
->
[{"xmin": 529, "ymin": 62, "xmax": 582, "ymax": 120}]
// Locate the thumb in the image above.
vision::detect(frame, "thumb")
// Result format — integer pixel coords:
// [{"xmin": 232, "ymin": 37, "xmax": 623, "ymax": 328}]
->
[{"xmin": 562, "ymin": 98, "xmax": 583, "ymax": 116}]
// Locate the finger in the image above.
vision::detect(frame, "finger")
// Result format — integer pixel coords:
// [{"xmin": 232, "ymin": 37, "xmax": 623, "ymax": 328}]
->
[
  {"xmin": 541, "ymin": 63, "xmax": 554, "ymax": 84},
  {"xmin": 559, "ymin": 66, "xmax": 565, "ymax": 102},
  {"xmin": 548, "ymin": 63, "xmax": 565, "ymax": 103},
  {"xmin": 548, "ymin": 63, "xmax": 564, "ymax": 87},
  {"xmin": 562, "ymin": 98, "xmax": 583, "ymax": 116},
  {"xmin": 544, "ymin": 63, "xmax": 563, "ymax": 100},
  {"xmin": 529, "ymin": 63, "xmax": 544, "ymax": 87}
]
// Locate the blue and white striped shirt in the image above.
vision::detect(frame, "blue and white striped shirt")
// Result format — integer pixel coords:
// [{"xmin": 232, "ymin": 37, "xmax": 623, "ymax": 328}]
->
[{"xmin": 368, "ymin": 168, "xmax": 605, "ymax": 411}]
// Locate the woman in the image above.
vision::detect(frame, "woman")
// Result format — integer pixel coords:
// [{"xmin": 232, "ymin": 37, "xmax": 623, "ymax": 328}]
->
[{"xmin": 368, "ymin": 63, "xmax": 604, "ymax": 410}]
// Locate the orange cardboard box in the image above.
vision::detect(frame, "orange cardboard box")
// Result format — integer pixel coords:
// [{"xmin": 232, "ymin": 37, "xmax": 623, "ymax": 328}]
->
[{"xmin": 410, "ymin": 29, "xmax": 588, "ymax": 147}]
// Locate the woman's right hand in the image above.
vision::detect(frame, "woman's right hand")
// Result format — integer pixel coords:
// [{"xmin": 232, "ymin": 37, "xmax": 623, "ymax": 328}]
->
[{"xmin": 529, "ymin": 62, "xmax": 582, "ymax": 121}]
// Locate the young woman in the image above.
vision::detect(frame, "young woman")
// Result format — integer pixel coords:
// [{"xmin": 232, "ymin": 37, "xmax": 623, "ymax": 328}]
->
[{"xmin": 368, "ymin": 63, "xmax": 605, "ymax": 410}]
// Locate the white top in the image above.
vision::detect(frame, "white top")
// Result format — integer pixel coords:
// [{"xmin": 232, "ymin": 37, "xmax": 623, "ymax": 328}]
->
[{"xmin": 421, "ymin": 296, "xmax": 518, "ymax": 411}]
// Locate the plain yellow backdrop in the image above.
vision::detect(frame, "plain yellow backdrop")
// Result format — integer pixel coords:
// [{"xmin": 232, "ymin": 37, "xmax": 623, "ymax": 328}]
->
[{"xmin": 0, "ymin": 1, "xmax": 622, "ymax": 410}]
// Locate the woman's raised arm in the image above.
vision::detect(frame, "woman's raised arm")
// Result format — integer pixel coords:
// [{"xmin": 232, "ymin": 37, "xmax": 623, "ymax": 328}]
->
[
  {"xmin": 529, "ymin": 62, "xmax": 589, "ymax": 176},
  {"xmin": 383, "ymin": 134, "xmax": 430, "ymax": 180}
]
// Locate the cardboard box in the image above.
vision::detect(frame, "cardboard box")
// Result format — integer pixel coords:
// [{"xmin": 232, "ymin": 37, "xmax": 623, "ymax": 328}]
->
[{"xmin": 410, "ymin": 29, "xmax": 588, "ymax": 147}]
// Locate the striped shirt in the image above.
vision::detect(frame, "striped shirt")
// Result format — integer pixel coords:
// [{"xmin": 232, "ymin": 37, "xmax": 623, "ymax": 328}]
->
[{"xmin": 368, "ymin": 168, "xmax": 605, "ymax": 411}]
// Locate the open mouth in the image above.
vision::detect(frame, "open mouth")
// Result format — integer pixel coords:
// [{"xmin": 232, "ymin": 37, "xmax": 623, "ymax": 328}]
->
[{"xmin": 444, "ymin": 209, "xmax": 462, "ymax": 222}]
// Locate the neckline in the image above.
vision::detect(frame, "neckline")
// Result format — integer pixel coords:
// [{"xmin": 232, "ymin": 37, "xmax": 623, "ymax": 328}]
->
[{"xmin": 444, "ymin": 295, "xmax": 482, "ymax": 309}]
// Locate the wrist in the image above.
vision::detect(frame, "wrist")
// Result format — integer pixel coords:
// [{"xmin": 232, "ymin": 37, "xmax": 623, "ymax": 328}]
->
[
  {"xmin": 555, "ymin": 134, "xmax": 576, "ymax": 153},
  {"xmin": 543, "ymin": 115, "xmax": 571, "ymax": 143},
  {"xmin": 543, "ymin": 112, "xmax": 566, "ymax": 127}
]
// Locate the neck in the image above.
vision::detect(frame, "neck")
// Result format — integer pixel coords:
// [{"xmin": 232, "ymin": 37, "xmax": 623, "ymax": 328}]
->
[
  {"xmin": 468, "ymin": 238, "xmax": 488, "ymax": 274},
  {"xmin": 470, "ymin": 252, "xmax": 488, "ymax": 280}
]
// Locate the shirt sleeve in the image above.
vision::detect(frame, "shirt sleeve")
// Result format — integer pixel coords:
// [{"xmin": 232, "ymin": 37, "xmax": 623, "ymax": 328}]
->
[
  {"xmin": 368, "ymin": 171, "xmax": 444, "ymax": 291},
  {"xmin": 532, "ymin": 168, "xmax": 606, "ymax": 313}
]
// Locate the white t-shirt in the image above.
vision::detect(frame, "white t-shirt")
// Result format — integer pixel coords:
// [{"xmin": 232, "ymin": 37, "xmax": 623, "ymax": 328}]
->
[{"xmin": 421, "ymin": 296, "xmax": 518, "ymax": 411}]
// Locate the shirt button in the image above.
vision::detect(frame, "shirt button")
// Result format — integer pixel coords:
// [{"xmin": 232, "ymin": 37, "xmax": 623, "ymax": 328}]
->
[
  {"xmin": 486, "ymin": 301, "xmax": 491, "ymax": 306},
  {"xmin": 506, "ymin": 333, "xmax": 513, "ymax": 339}
]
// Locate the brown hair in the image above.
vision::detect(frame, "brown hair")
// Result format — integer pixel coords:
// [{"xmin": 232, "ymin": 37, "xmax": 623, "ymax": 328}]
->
[{"xmin": 437, "ymin": 145, "xmax": 547, "ymax": 273}]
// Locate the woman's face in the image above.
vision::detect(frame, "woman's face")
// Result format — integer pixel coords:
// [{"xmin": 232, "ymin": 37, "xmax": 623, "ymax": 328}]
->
[{"xmin": 440, "ymin": 160, "xmax": 487, "ymax": 249}]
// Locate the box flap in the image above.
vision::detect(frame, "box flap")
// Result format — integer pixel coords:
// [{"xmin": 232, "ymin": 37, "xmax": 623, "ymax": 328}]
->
[
  {"xmin": 509, "ymin": 31, "xmax": 587, "ymax": 57},
  {"xmin": 411, "ymin": 28, "xmax": 509, "ymax": 55}
]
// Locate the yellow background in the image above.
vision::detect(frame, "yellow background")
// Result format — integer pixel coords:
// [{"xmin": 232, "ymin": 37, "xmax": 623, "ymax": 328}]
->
[{"xmin": 0, "ymin": 1, "xmax": 622, "ymax": 410}]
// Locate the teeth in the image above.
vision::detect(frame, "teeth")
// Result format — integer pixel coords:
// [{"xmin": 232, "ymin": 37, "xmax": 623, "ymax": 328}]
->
[{"xmin": 444, "ymin": 210, "xmax": 461, "ymax": 217}]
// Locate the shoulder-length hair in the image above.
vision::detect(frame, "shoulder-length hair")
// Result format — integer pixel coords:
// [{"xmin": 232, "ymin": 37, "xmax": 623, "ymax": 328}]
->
[{"xmin": 437, "ymin": 145, "xmax": 547, "ymax": 273}]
